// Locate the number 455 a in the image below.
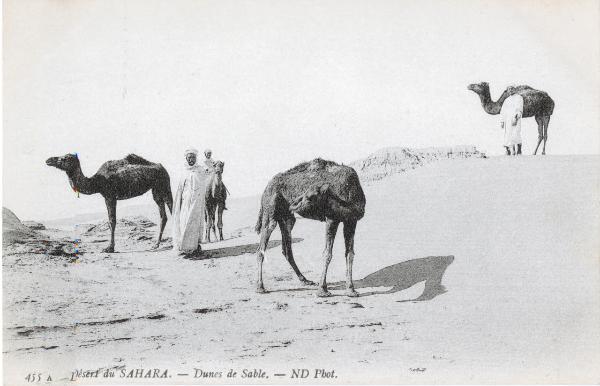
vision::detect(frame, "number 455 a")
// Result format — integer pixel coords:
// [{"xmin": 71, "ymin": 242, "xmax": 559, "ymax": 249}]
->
[{"xmin": 25, "ymin": 373, "xmax": 52, "ymax": 382}]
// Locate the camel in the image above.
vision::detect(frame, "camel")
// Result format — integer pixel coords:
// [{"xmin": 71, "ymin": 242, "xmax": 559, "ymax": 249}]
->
[
  {"xmin": 467, "ymin": 82, "xmax": 555, "ymax": 155},
  {"xmin": 204, "ymin": 160, "xmax": 227, "ymax": 242},
  {"xmin": 255, "ymin": 158, "xmax": 366, "ymax": 297},
  {"xmin": 46, "ymin": 153, "xmax": 173, "ymax": 252}
]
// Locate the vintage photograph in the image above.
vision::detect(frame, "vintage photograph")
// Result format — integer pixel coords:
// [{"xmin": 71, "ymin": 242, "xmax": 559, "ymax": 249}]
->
[{"xmin": 3, "ymin": 0, "xmax": 599, "ymax": 384}]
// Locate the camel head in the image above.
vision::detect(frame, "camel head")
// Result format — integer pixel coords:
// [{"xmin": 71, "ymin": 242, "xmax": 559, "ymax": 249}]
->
[
  {"xmin": 46, "ymin": 153, "xmax": 80, "ymax": 173},
  {"xmin": 213, "ymin": 160, "xmax": 224, "ymax": 174},
  {"xmin": 289, "ymin": 184, "xmax": 331, "ymax": 220},
  {"xmin": 467, "ymin": 82, "xmax": 489, "ymax": 95}
]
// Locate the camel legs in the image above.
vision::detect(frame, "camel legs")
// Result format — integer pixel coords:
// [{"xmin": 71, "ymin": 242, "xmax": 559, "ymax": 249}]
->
[
  {"xmin": 216, "ymin": 202, "xmax": 224, "ymax": 241},
  {"xmin": 541, "ymin": 115, "xmax": 551, "ymax": 155},
  {"xmin": 343, "ymin": 220, "xmax": 359, "ymax": 297},
  {"xmin": 151, "ymin": 190, "xmax": 168, "ymax": 249},
  {"xmin": 256, "ymin": 219, "xmax": 277, "ymax": 293},
  {"xmin": 534, "ymin": 116, "xmax": 544, "ymax": 155},
  {"xmin": 204, "ymin": 207, "xmax": 211, "ymax": 242},
  {"xmin": 103, "ymin": 197, "xmax": 117, "ymax": 253},
  {"xmin": 155, "ymin": 203, "xmax": 167, "ymax": 249},
  {"xmin": 205, "ymin": 204, "xmax": 217, "ymax": 243},
  {"xmin": 317, "ymin": 219, "xmax": 340, "ymax": 297},
  {"xmin": 211, "ymin": 215, "xmax": 218, "ymax": 241},
  {"xmin": 210, "ymin": 202, "xmax": 218, "ymax": 241},
  {"xmin": 278, "ymin": 216, "xmax": 315, "ymax": 286},
  {"xmin": 204, "ymin": 207, "xmax": 210, "ymax": 242}
]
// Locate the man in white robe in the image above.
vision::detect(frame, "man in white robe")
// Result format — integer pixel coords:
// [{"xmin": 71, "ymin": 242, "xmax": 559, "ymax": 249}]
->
[
  {"xmin": 203, "ymin": 148, "xmax": 216, "ymax": 173},
  {"xmin": 500, "ymin": 94, "xmax": 524, "ymax": 156},
  {"xmin": 172, "ymin": 148, "xmax": 206, "ymax": 255}
]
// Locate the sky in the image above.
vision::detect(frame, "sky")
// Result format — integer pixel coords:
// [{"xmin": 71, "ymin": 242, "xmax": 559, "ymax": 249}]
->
[{"xmin": 3, "ymin": 0, "xmax": 599, "ymax": 221}]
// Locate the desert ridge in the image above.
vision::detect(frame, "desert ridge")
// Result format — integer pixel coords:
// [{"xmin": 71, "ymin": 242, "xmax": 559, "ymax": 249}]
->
[{"xmin": 2, "ymin": 152, "xmax": 600, "ymax": 384}]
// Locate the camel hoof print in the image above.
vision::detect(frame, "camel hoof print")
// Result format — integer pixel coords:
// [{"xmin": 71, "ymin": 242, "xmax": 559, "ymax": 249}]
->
[
  {"xmin": 316, "ymin": 290, "xmax": 333, "ymax": 298},
  {"xmin": 345, "ymin": 290, "xmax": 360, "ymax": 298}
]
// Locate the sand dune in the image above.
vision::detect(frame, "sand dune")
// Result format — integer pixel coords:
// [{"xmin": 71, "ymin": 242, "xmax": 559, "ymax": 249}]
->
[{"xmin": 3, "ymin": 155, "xmax": 599, "ymax": 384}]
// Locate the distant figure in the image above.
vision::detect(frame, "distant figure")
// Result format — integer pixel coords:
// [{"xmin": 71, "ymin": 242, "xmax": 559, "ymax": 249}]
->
[
  {"xmin": 204, "ymin": 160, "xmax": 228, "ymax": 242},
  {"xmin": 172, "ymin": 148, "xmax": 206, "ymax": 255},
  {"xmin": 467, "ymin": 82, "xmax": 555, "ymax": 155},
  {"xmin": 500, "ymin": 94, "xmax": 524, "ymax": 155},
  {"xmin": 203, "ymin": 149, "xmax": 215, "ymax": 174},
  {"xmin": 202, "ymin": 148, "xmax": 228, "ymax": 212}
]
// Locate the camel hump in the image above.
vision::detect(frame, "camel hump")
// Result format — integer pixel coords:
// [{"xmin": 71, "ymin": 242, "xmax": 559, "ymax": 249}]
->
[
  {"xmin": 284, "ymin": 158, "xmax": 342, "ymax": 174},
  {"xmin": 124, "ymin": 154, "xmax": 154, "ymax": 166}
]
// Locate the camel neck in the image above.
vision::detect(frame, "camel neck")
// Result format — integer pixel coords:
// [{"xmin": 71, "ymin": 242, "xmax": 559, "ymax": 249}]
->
[
  {"xmin": 478, "ymin": 89, "xmax": 502, "ymax": 115},
  {"xmin": 67, "ymin": 166, "xmax": 97, "ymax": 195}
]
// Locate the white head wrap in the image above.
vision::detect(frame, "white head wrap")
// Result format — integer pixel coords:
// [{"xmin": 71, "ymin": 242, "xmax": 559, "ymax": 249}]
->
[
  {"xmin": 184, "ymin": 148, "xmax": 199, "ymax": 157},
  {"xmin": 204, "ymin": 148, "xmax": 212, "ymax": 155}
]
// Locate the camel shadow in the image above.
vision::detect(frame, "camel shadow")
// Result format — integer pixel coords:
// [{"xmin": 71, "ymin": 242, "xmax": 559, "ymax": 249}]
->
[
  {"xmin": 330, "ymin": 255, "xmax": 454, "ymax": 301},
  {"xmin": 183, "ymin": 238, "xmax": 303, "ymax": 261}
]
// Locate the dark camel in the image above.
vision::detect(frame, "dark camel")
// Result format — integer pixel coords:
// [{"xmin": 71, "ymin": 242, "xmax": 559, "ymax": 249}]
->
[
  {"xmin": 467, "ymin": 82, "xmax": 555, "ymax": 155},
  {"xmin": 46, "ymin": 153, "xmax": 173, "ymax": 252},
  {"xmin": 255, "ymin": 158, "xmax": 366, "ymax": 297},
  {"xmin": 204, "ymin": 160, "xmax": 227, "ymax": 242}
]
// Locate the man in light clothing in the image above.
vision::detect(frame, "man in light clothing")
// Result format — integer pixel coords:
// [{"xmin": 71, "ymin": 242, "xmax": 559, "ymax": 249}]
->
[
  {"xmin": 172, "ymin": 148, "xmax": 206, "ymax": 255},
  {"xmin": 202, "ymin": 148, "xmax": 227, "ymax": 210},
  {"xmin": 500, "ymin": 94, "xmax": 524, "ymax": 156},
  {"xmin": 203, "ymin": 148, "xmax": 216, "ymax": 173}
]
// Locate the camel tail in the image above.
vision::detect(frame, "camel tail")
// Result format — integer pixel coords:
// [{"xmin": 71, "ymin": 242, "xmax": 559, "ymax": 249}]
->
[
  {"xmin": 165, "ymin": 184, "xmax": 173, "ymax": 214},
  {"xmin": 160, "ymin": 166, "xmax": 174, "ymax": 214},
  {"xmin": 547, "ymin": 96, "xmax": 555, "ymax": 116},
  {"xmin": 255, "ymin": 205, "xmax": 263, "ymax": 234}
]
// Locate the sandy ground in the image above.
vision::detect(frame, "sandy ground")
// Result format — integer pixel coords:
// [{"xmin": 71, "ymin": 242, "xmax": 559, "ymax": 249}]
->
[{"xmin": 3, "ymin": 155, "xmax": 600, "ymax": 384}]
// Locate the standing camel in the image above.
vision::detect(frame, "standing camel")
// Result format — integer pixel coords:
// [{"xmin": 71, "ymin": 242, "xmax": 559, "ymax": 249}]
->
[
  {"xmin": 204, "ymin": 160, "xmax": 227, "ymax": 242},
  {"xmin": 255, "ymin": 158, "xmax": 366, "ymax": 297},
  {"xmin": 467, "ymin": 82, "xmax": 555, "ymax": 155},
  {"xmin": 46, "ymin": 153, "xmax": 173, "ymax": 252}
]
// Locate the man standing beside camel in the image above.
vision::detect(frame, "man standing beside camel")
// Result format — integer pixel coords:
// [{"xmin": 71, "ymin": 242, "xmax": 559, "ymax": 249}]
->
[
  {"xmin": 172, "ymin": 148, "xmax": 206, "ymax": 255},
  {"xmin": 500, "ymin": 93, "xmax": 524, "ymax": 155}
]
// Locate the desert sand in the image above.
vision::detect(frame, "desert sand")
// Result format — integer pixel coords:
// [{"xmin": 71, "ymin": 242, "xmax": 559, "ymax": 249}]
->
[{"xmin": 3, "ymin": 154, "xmax": 599, "ymax": 384}]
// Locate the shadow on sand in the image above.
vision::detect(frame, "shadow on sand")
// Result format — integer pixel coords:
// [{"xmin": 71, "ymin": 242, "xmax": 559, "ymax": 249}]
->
[
  {"xmin": 330, "ymin": 255, "xmax": 454, "ymax": 301},
  {"xmin": 183, "ymin": 238, "xmax": 304, "ymax": 261}
]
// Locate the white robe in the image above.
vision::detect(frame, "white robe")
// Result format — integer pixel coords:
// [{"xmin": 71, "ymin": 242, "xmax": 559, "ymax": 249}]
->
[
  {"xmin": 172, "ymin": 163, "xmax": 206, "ymax": 253},
  {"xmin": 500, "ymin": 94, "xmax": 524, "ymax": 146},
  {"xmin": 203, "ymin": 158, "xmax": 215, "ymax": 173}
]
